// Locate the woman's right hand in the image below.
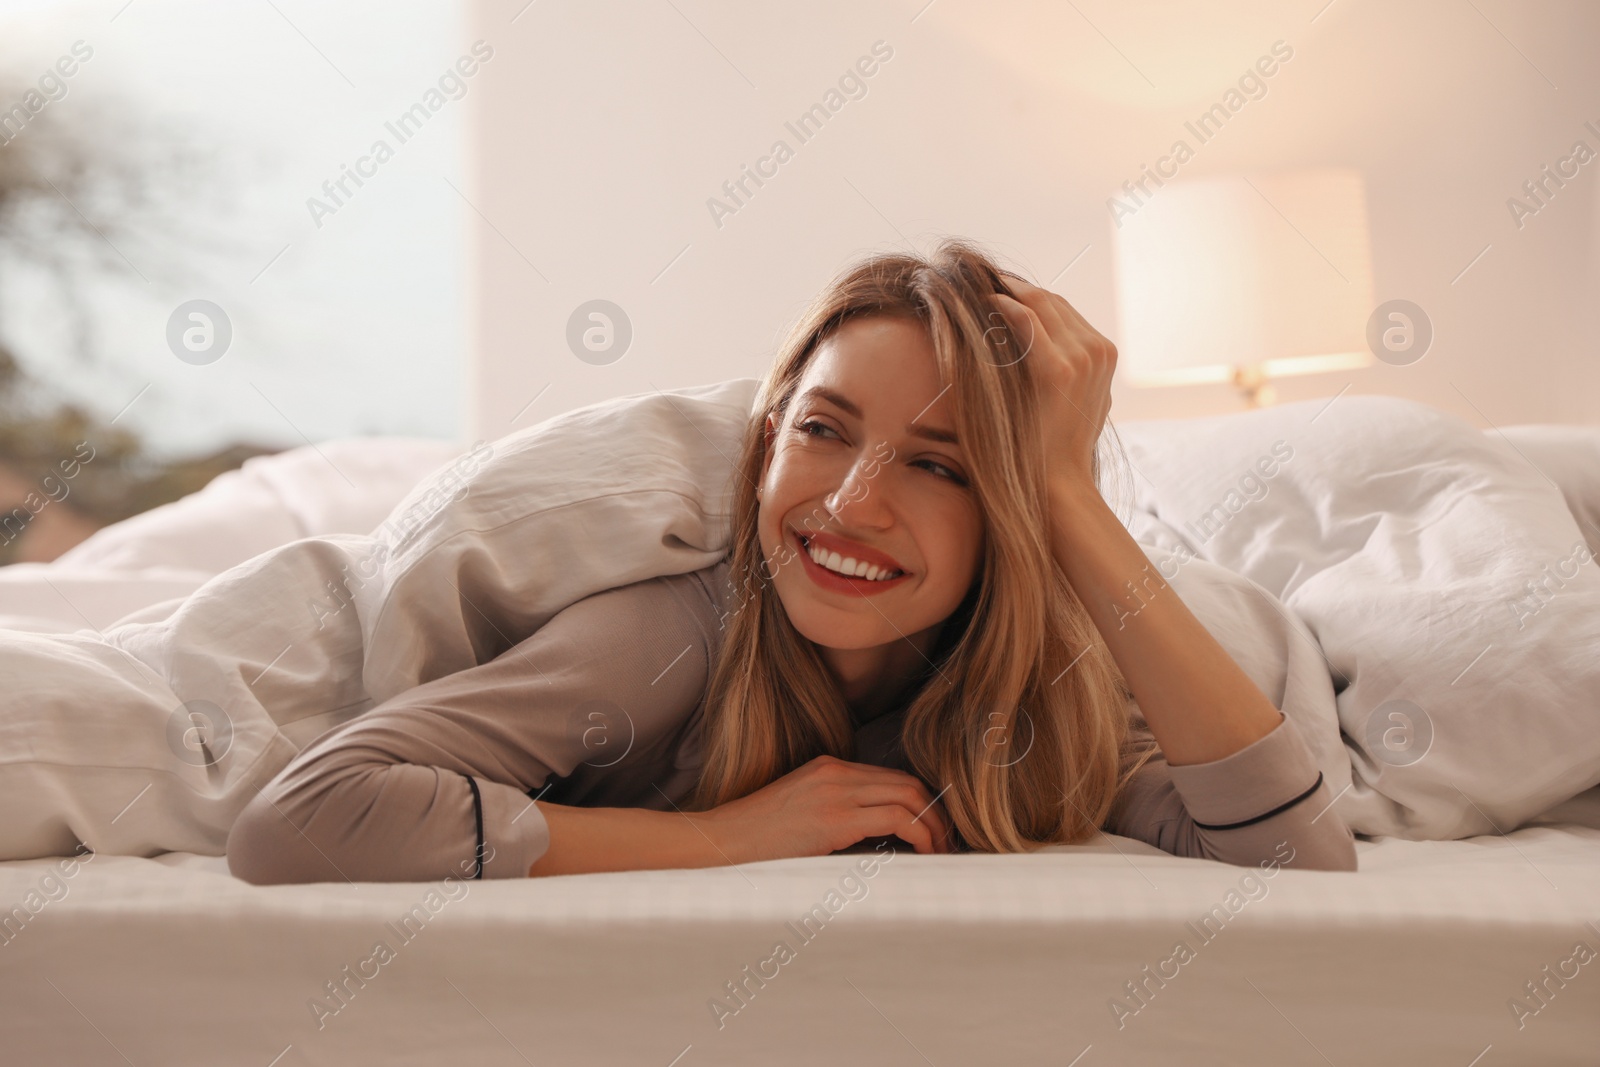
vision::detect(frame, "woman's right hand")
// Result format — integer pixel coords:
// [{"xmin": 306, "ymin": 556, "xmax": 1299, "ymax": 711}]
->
[{"xmin": 701, "ymin": 754, "xmax": 956, "ymax": 861}]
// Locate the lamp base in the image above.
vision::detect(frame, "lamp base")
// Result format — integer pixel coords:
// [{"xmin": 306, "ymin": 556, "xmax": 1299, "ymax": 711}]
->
[{"xmin": 1231, "ymin": 364, "xmax": 1277, "ymax": 408}]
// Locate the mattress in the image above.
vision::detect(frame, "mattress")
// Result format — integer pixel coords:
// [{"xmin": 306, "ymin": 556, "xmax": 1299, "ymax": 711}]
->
[{"xmin": 3, "ymin": 803, "xmax": 1598, "ymax": 1066}]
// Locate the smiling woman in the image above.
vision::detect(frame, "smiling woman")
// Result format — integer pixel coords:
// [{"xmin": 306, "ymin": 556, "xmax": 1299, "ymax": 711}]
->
[
  {"xmin": 753, "ymin": 315, "xmax": 985, "ymax": 719},
  {"xmin": 696, "ymin": 242, "xmax": 1350, "ymax": 866},
  {"xmin": 227, "ymin": 238, "xmax": 1357, "ymax": 887},
  {"xmin": 690, "ymin": 243, "xmax": 1136, "ymax": 852}
]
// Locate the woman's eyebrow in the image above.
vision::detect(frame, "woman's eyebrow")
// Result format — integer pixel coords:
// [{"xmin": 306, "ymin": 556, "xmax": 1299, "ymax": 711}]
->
[{"xmin": 798, "ymin": 385, "xmax": 960, "ymax": 446}]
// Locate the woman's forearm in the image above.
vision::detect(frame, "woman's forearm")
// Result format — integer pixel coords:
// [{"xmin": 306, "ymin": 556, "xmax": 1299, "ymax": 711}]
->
[
  {"xmin": 529, "ymin": 755, "xmax": 956, "ymax": 874},
  {"xmin": 528, "ymin": 801, "xmax": 734, "ymax": 876},
  {"xmin": 1048, "ymin": 478, "xmax": 1284, "ymax": 766}
]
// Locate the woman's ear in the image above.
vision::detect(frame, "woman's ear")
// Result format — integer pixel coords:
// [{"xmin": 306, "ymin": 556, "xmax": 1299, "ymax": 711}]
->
[{"xmin": 757, "ymin": 413, "xmax": 780, "ymax": 496}]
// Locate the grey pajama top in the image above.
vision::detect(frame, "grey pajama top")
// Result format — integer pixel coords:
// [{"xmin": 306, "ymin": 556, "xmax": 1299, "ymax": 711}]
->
[{"xmin": 225, "ymin": 560, "xmax": 1358, "ymax": 884}]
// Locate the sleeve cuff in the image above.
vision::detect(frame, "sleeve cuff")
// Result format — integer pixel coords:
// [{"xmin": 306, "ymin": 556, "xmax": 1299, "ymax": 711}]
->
[
  {"xmin": 1164, "ymin": 714, "xmax": 1323, "ymax": 829},
  {"xmin": 473, "ymin": 777, "xmax": 552, "ymax": 879}
]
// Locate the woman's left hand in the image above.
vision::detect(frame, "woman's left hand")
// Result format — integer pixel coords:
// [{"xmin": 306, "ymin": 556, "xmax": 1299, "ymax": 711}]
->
[{"xmin": 985, "ymin": 278, "xmax": 1117, "ymax": 493}]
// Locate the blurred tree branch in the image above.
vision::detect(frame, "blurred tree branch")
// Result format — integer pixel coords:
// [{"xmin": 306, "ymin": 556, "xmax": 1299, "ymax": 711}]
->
[{"xmin": 0, "ymin": 72, "xmax": 278, "ymax": 564}]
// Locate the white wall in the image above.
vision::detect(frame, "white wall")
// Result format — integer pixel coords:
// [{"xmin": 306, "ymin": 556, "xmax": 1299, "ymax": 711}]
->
[{"xmin": 463, "ymin": 0, "xmax": 1600, "ymax": 439}]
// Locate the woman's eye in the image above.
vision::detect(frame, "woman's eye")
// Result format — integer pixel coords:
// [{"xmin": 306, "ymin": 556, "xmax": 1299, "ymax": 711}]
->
[
  {"xmin": 796, "ymin": 418, "xmax": 840, "ymax": 440},
  {"xmin": 795, "ymin": 419, "xmax": 966, "ymax": 485},
  {"xmin": 913, "ymin": 458, "xmax": 968, "ymax": 486}
]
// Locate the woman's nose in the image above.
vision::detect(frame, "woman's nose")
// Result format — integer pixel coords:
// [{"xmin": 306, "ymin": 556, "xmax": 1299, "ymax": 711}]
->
[{"xmin": 825, "ymin": 457, "xmax": 892, "ymax": 525}]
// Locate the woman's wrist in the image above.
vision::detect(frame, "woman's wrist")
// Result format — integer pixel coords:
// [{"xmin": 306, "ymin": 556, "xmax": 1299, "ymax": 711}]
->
[
  {"xmin": 528, "ymin": 801, "xmax": 738, "ymax": 876},
  {"xmin": 1046, "ymin": 474, "xmax": 1116, "ymax": 552},
  {"xmin": 1044, "ymin": 469, "xmax": 1285, "ymax": 766},
  {"xmin": 1047, "ymin": 471, "xmax": 1106, "ymax": 508}
]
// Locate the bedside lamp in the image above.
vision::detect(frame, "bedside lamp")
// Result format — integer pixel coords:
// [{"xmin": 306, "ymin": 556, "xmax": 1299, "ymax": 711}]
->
[{"xmin": 1110, "ymin": 168, "xmax": 1377, "ymax": 407}]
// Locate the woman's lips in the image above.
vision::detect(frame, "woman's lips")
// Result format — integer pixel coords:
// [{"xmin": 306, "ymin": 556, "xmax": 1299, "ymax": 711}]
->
[
  {"xmin": 803, "ymin": 528, "xmax": 909, "ymax": 575},
  {"xmin": 790, "ymin": 528, "xmax": 911, "ymax": 597}
]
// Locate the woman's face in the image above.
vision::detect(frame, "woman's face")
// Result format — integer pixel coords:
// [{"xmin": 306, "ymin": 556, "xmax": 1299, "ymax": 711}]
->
[{"xmin": 757, "ymin": 314, "xmax": 985, "ymax": 652}]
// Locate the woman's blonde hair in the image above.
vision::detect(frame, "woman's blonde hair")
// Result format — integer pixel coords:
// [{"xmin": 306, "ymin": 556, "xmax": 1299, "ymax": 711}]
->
[{"xmin": 689, "ymin": 237, "xmax": 1152, "ymax": 851}]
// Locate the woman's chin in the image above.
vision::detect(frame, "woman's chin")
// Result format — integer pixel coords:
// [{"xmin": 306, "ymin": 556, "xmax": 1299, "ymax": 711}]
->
[
  {"xmin": 786, "ymin": 609, "xmax": 888, "ymax": 651},
  {"xmin": 795, "ymin": 626, "xmax": 876, "ymax": 652}
]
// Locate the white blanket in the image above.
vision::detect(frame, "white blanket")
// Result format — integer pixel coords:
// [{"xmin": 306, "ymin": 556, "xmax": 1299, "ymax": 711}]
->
[
  {"xmin": 0, "ymin": 382, "xmax": 752, "ymax": 861},
  {"xmin": 1, "ymin": 381, "xmax": 1596, "ymax": 862}
]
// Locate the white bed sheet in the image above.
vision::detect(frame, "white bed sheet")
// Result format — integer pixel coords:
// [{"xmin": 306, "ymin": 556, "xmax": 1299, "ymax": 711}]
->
[{"xmin": 2, "ymin": 808, "xmax": 1598, "ymax": 1066}]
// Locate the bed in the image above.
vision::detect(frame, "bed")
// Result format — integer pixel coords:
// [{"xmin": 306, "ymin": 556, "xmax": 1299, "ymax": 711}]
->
[
  {"xmin": 2, "ymin": 390, "xmax": 1598, "ymax": 1065},
  {"xmin": 2, "ymin": 809, "xmax": 1598, "ymax": 1066}
]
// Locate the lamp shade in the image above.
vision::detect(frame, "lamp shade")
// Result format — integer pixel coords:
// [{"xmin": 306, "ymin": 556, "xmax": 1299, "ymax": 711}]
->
[{"xmin": 1111, "ymin": 168, "xmax": 1377, "ymax": 388}]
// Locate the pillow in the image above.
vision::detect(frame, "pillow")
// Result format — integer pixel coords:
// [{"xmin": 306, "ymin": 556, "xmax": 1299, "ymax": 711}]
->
[
  {"xmin": 52, "ymin": 437, "xmax": 464, "ymax": 578},
  {"xmin": 1497, "ymin": 424, "xmax": 1600, "ymax": 559},
  {"xmin": 1116, "ymin": 395, "xmax": 1600, "ymax": 838}
]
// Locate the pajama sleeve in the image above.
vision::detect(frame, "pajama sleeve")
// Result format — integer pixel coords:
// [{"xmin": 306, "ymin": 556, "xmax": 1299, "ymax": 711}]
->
[
  {"xmin": 225, "ymin": 563, "xmax": 730, "ymax": 885},
  {"xmin": 1104, "ymin": 702, "xmax": 1358, "ymax": 872}
]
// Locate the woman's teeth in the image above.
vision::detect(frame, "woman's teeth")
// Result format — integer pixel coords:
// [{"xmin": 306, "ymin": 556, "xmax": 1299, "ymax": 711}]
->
[{"xmin": 801, "ymin": 536, "xmax": 902, "ymax": 581}]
